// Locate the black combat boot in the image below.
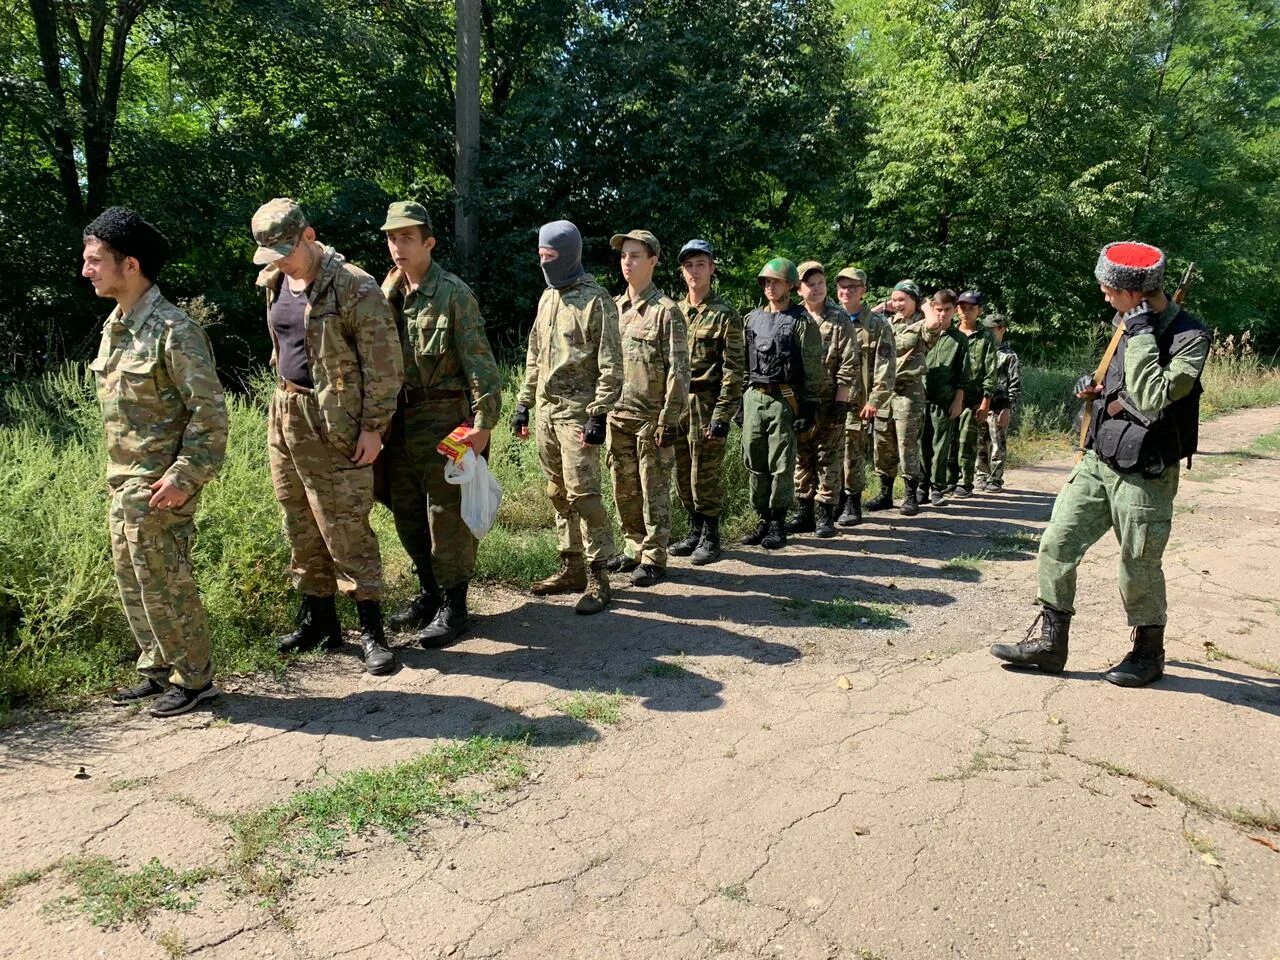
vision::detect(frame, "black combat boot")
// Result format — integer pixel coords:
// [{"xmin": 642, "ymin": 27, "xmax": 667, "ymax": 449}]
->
[
  {"xmin": 865, "ymin": 475, "xmax": 894, "ymax": 511},
  {"xmin": 837, "ymin": 490, "xmax": 862, "ymax": 527},
  {"xmin": 1103, "ymin": 625, "xmax": 1165, "ymax": 687},
  {"xmin": 388, "ymin": 567, "xmax": 442, "ymax": 632},
  {"xmin": 669, "ymin": 513, "xmax": 704, "ymax": 557},
  {"xmin": 900, "ymin": 480, "xmax": 920, "ymax": 516},
  {"xmin": 416, "ymin": 583, "xmax": 469, "ymax": 649},
  {"xmin": 356, "ymin": 600, "xmax": 395, "ymax": 675},
  {"xmin": 786, "ymin": 499, "xmax": 816, "ymax": 534},
  {"xmin": 277, "ymin": 594, "xmax": 343, "ymax": 654},
  {"xmin": 691, "ymin": 515, "xmax": 722, "ymax": 565},
  {"xmin": 917, "ymin": 481, "xmax": 931, "ymax": 506},
  {"xmin": 761, "ymin": 509, "xmax": 788, "ymax": 550},
  {"xmin": 742, "ymin": 512, "xmax": 771, "ymax": 546},
  {"xmin": 815, "ymin": 502, "xmax": 837, "ymax": 539},
  {"xmin": 990, "ymin": 607, "xmax": 1071, "ymax": 673}
]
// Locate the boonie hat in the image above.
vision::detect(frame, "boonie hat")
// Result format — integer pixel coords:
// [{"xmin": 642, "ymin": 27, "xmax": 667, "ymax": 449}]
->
[
  {"xmin": 381, "ymin": 201, "xmax": 432, "ymax": 233},
  {"xmin": 251, "ymin": 198, "xmax": 307, "ymax": 265},
  {"xmin": 610, "ymin": 229, "xmax": 661, "ymax": 258}
]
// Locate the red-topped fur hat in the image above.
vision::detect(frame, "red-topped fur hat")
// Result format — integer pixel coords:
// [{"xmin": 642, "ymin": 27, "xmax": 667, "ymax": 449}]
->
[{"xmin": 1094, "ymin": 241, "xmax": 1166, "ymax": 292}]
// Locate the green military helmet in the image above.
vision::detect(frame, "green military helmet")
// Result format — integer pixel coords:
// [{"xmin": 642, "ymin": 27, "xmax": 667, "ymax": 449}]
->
[{"xmin": 757, "ymin": 257, "xmax": 799, "ymax": 286}]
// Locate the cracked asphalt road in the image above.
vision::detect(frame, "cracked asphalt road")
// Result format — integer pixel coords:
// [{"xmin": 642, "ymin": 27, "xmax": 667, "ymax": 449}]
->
[{"xmin": 2, "ymin": 406, "xmax": 1278, "ymax": 959}]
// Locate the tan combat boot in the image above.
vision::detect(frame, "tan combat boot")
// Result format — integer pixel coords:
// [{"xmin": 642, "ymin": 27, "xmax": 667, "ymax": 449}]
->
[
  {"xmin": 574, "ymin": 560, "xmax": 611, "ymax": 615},
  {"xmin": 531, "ymin": 552, "xmax": 587, "ymax": 596}
]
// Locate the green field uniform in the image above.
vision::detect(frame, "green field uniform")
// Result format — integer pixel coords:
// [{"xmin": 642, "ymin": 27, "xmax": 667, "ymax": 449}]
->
[
  {"xmin": 675, "ymin": 291, "xmax": 743, "ymax": 519},
  {"xmin": 977, "ymin": 340, "xmax": 1021, "ymax": 487},
  {"xmin": 382, "ymin": 260, "xmax": 502, "ymax": 589},
  {"xmin": 843, "ymin": 307, "xmax": 896, "ymax": 495},
  {"xmin": 609, "ymin": 283, "xmax": 690, "ymax": 568},
  {"xmin": 517, "ymin": 274, "xmax": 622, "ymax": 563},
  {"xmin": 90, "ymin": 285, "xmax": 227, "ymax": 689},
  {"xmin": 921, "ymin": 327, "xmax": 969, "ymax": 489},
  {"xmin": 946, "ymin": 325, "xmax": 998, "ymax": 489},
  {"xmin": 1038, "ymin": 302, "xmax": 1208, "ymax": 625},
  {"xmin": 742, "ymin": 306, "xmax": 824, "ymax": 513},
  {"xmin": 258, "ymin": 246, "xmax": 403, "ymax": 601},
  {"xmin": 873, "ymin": 311, "xmax": 939, "ymax": 483},
  {"xmin": 794, "ymin": 301, "xmax": 857, "ymax": 505}
]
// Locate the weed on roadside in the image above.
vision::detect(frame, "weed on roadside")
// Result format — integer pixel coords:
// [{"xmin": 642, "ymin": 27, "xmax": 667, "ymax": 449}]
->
[
  {"xmin": 108, "ymin": 776, "xmax": 154, "ymax": 793},
  {"xmin": 157, "ymin": 928, "xmax": 187, "ymax": 958},
  {"xmin": 51, "ymin": 857, "xmax": 215, "ymax": 928},
  {"xmin": 1203, "ymin": 641, "xmax": 1280, "ymax": 676},
  {"xmin": 777, "ymin": 596, "xmax": 905, "ymax": 630},
  {"xmin": 719, "ymin": 881, "xmax": 748, "ymax": 902},
  {"xmin": 1079, "ymin": 757, "xmax": 1280, "ymax": 832},
  {"xmin": 942, "ymin": 552, "xmax": 991, "ymax": 572},
  {"xmin": 0, "ymin": 866, "xmax": 51, "ymax": 906},
  {"xmin": 931, "ymin": 748, "xmax": 1021, "ymax": 782},
  {"xmin": 553, "ymin": 690, "xmax": 626, "ymax": 726},
  {"xmin": 986, "ymin": 531, "xmax": 1040, "ymax": 555}
]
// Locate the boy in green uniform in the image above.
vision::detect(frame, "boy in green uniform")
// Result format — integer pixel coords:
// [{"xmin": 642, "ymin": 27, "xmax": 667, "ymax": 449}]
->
[
  {"xmin": 976, "ymin": 314, "xmax": 1021, "ymax": 491},
  {"xmin": 919, "ymin": 290, "xmax": 967, "ymax": 506},
  {"xmin": 946, "ymin": 289, "xmax": 998, "ymax": 496}
]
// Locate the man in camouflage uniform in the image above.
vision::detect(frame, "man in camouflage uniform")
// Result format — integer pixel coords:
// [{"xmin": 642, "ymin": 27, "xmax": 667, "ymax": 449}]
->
[
  {"xmin": 604, "ymin": 230, "xmax": 689, "ymax": 586},
  {"xmin": 945, "ymin": 289, "xmax": 998, "ymax": 496},
  {"xmin": 84, "ymin": 208, "xmax": 227, "ymax": 717},
  {"xmin": 513, "ymin": 220, "xmax": 622, "ymax": 614},
  {"xmin": 251, "ymin": 198, "xmax": 403, "ymax": 674},
  {"xmin": 992, "ymin": 241, "xmax": 1208, "ymax": 688},
  {"xmin": 669, "ymin": 239, "xmax": 743, "ymax": 566},
  {"xmin": 378, "ymin": 201, "xmax": 502, "ymax": 647},
  {"xmin": 788, "ymin": 262, "xmax": 856, "ymax": 539},
  {"xmin": 834, "ymin": 267, "xmax": 895, "ymax": 526},
  {"xmin": 740, "ymin": 258, "xmax": 824, "ymax": 550},
  {"xmin": 976, "ymin": 314, "xmax": 1021, "ymax": 491},
  {"xmin": 920, "ymin": 289, "xmax": 967, "ymax": 506},
  {"xmin": 869, "ymin": 281, "xmax": 946, "ymax": 516}
]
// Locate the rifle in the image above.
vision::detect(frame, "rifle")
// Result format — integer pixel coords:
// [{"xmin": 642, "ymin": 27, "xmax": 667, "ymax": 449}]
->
[{"xmin": 1075, "ymin": 262, "xmax": 1197, "ymax": 462}]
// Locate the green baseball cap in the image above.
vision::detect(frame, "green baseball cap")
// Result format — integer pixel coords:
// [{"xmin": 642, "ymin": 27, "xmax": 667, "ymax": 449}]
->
[
  {"xmin": 835, "ymin": 267, "xmax": 868, "ymax": 285},
  {"xmin": 610, "ymin": 229, "xmax": 661, "ymax": 258},
  {"xmin": 796, "ymin": 260, "xmax": 826, "ymax": 282},
  {"xmin": 251, "ymin": 197, "xmax": 307, "ymax": 265},
  {"xmin": 381, "ymin": 201, "xmax": 433, "ymax": 233}
]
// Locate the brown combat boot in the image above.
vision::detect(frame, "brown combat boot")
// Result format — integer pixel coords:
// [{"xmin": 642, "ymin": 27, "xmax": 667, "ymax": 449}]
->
[
  {"xmin": 575, "ymin": 560, "xmax": 611, "ymax": 615},
  {"xmin": 531, "ymin": 553, "xmax": 587, "ymax": 596}
]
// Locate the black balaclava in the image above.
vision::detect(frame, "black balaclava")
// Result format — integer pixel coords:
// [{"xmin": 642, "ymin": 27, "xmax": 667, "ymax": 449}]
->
[{"xmin": 538, "ymin": 220, "xmax": 586, "ymax": 289}]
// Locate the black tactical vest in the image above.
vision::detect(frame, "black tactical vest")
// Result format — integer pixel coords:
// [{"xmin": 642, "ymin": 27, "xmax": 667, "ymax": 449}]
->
[
  {"xmin": 1088, "ymin": 305, "xmax": 1206, "ymax": 478},
  {"xmin": 745, "ymin": 306, "xmax": 805, "ymax": 386}
]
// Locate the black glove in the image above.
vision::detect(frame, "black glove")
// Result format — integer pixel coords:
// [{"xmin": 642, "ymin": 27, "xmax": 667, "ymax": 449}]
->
[
  {"xmin": 582, "ymin": 413, "xmax": 607, "ymax": 445},
  {"xmin": 1121, "ymin": 305, "xmax": 1156, "ymax": 336},
  {"xmin": 793, "ymin": 401, "xmax": 815, "ymax": 435},
  {"xmin": 707, "ymin": 419, "xmax": 730, "ymax": 440},
  {"xmin": 832, "ymin": 400, "xmax": 850, "ymax": 420},
  {"xmin": 510, "ymin": 403, "xmax": 529, "ymax": 436},
  {"xmin": 654, "ymin": 423, "xmax": 677, "ymax": 448},
  {"xmin": 733, "ymin": 403, "xmax": 744, "ymax": 428}
]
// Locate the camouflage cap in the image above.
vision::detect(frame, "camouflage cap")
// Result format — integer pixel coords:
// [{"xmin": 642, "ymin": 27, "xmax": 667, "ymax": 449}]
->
[
  {"xmin": 796, "ymin": 260, "xmax": 826, "ymax": 283},
  {"xmin": 983, "ymin": 313, "xmax": 1008, "ymax": 329},
  {"xmin": 892, "ymin": 279, "xmax": 923, "ymax": 302},
  {"xmin": 835, "ymin": 267, "xmax": 868, "ymax": 285},
  {"xmin": 381, "ymin": 201, "xmax": 432, "ymax": 233},
  {"xmin": 678, "ymin": 239, "xmax": 715, "ymax": 263},
  {"xmin": 610, "ymin": 229, "xmax": 660, "ymax": 258},
  {"xmin": 251, "ymin": 198, "xmax": 307, "ymax": 265}
]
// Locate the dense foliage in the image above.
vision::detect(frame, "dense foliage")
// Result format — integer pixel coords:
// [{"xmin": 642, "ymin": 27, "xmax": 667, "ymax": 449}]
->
[{"xmin": 2, "ymin": 0, "xmax": 1277, "ymax": 378}]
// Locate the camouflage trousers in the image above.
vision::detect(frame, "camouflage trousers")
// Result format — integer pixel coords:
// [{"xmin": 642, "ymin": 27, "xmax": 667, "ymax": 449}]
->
[
  {"xmin": 268, "ymin": 386, "xmax": 383, "ymax": 600},
  {"xmin": 873, "ymin": 388, "xmax": 924, "ymax": 482},
  {"xmin": 110, "ymin": 477, "xmax": 213, "ymax": 689},
  {"xmin": 976, "ymin": 411, "xmax": 1010, "ymax": 486},
  {"xmin": 842, "ymin": 420, "xmax": 873, "ymax": 495},
  {"xmin": 946, "ymin": 402, "xmax": 983, "ymax": 488},
  {"xmin": 675, "ymin": 391, "xmax": 730, "ymax": 518},
  {"xmin": 536, "ymin": 414, "xmax": 615, "ymax": 563},
  {"xmin": 741, "ymin": 387, "xmax": 797, "ymax": 514},
  {"xmin": 1038, "ymin": 452, "xmax": 1177, "ymax": 626},
  {"xmin": 920, "ymin": 403, "xmax": 958, "ymax": 489},
  {"xmin": 794, "ymin": 404, "xmax": 845, "ymax": 504},
  {"xmin": 385, "ymin": 395, "xmax": 476, "ymax": 590},
  {"xmin": 608, "ymin": 416, "xmax": 675, "ymax": 568}
]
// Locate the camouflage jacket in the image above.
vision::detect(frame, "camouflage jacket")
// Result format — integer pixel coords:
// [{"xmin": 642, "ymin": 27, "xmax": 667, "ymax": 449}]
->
[
  {"xmin": 992, "ymin": 341, "xmax": 1022, "ymax": 410},
  {"xmin": 612, "ymin": 282, "xmax": 689, "ymax": 428},
  {"xmin": 678, "ymin": 290, "xmax": 744, "ymax": 425},
  {"xmin": 257, "ymin": 245, "xmax": 403, "ymax": 456},
  {"xmin": 958, "ymin": 325, "xmax": 999, "ymax": 402},
  {"xmin": 517, "ymin": 273, "xmax": 623, "ymax": 422},
  {"xmin": 884, "ymin": 310, "xmax": 941, "ymax": 401},
  {"xmin": 846, "ymin": 307, "xmax": 897, "ymax": 413},
  {"xmin": 808, "ymin": 300, "xmax": 857, "ymax": 403},
  {"xmin": 924, "ymin": 327, "xmax": 971, "ymax": 407},
  {"xmin": 382, "ymin": 260, "xmax": 502, "ymax": 430},
  {"xmin": 90, "ymin": 285, "xmax": 227, "ymax": 495}
]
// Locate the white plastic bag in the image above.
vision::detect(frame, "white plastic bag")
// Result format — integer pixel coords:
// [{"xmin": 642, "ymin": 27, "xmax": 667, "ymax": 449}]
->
[{"xmin": 443, "ymin": 449, "xmax": 503, "ymax": 539}]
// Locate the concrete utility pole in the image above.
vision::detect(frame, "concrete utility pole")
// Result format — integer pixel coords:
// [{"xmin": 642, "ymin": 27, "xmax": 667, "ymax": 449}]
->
[{"xmin": 455, "ymin": 0, "xmax": 480, "ymax": 271}]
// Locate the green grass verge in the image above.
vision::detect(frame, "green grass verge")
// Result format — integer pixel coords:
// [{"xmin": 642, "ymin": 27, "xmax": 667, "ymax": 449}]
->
[{"xmin": 51, "ymin": 857, "xmax": 216, "ymax": 928}]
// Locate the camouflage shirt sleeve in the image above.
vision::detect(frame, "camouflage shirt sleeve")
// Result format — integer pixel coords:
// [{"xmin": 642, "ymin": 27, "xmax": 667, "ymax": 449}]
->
[
  {"xmin": 1005, "ymin": 350, "xmax": 1022, "ymax": 407},
  {"xmin": 160, "ymin": 320, "xmax": 228, "ymax": 496},
  {"xmin": 517, "ymin": 293, "xmax": 544, "ymax": 410},
  {"xmin": 450, "ymin": 287, "xmax": 503, "ymax": 430},
  {"xmin": 714, "ymin": 306, "xmax": 745, "ymax": 425},
  {"xmin": 658, "ymin": 301, "xmax": 690, "ymax": 429},
  {"xmin": 870, "ymin": 316, "xmax": 897, "ymax": 408},
  {"xmin": 348, "ymin": 274, "xmax": 404, "ymax": 433},
  {"xmin": 836, "ymin": 319, "xmax": 857, "ymax": 393},
  {"xmin": 981, "ymin": 333, "xmax": 998, "ymax": 398},
  {"xmin": 588, "ymin": 294, "xmax": 623, "ymax": 418}
]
